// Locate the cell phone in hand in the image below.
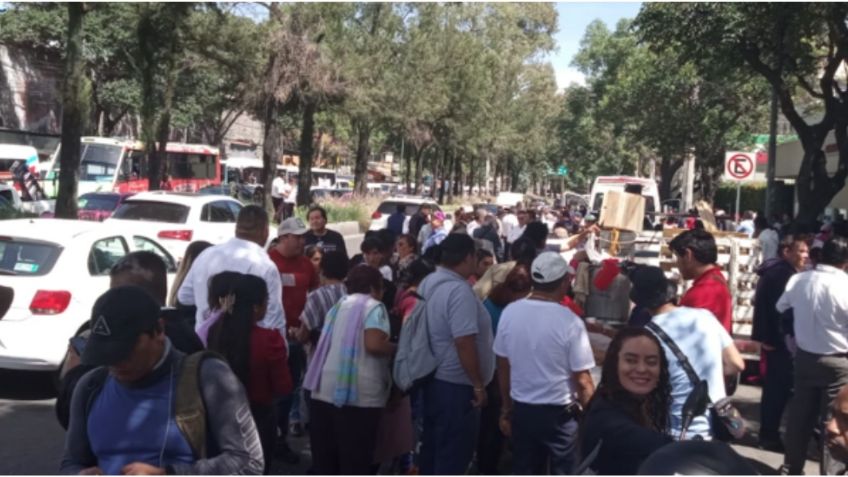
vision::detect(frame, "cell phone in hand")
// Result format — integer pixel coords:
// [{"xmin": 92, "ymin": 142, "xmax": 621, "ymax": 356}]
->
[{"xmin": 70, "ymin": 336, "xmax": 88, "ymax": 355}]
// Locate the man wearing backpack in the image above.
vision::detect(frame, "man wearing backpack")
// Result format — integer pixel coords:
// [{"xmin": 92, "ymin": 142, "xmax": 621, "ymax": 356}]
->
[
  {"xmin": 60, "ymin": 287, "xmax": 264, "ymax": 475},
  {"xmin": 417, "ymin": 234, "xmax": 495, "ymax": 475}
]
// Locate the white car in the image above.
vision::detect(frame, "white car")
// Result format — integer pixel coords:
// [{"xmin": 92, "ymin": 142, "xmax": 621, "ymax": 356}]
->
[
  {"xmin": 368, "ymin": 197, "xmax": 441, "ymax": 233},
  {"xmin": 0, "ymin": 219, "xmax": 177, "ymax": 371},
  {"xmin": 106, "ymin": 191, "xmax": 246, "ymax": 262}
]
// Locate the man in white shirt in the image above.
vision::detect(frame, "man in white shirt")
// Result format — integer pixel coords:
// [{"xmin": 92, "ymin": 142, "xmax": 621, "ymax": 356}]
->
[
  {"xmin": 506, "ymin": 209, "xmax": 528, "ymax": 248},
  {"xmin": 281, "ymin": 177, "xmax": 297, "ymax": 219},
  {"xmin": 777, "ymin": 237, "xmax": 848, "ymax": 475},
  {"xmin": 501, "ymin": 206, "xmax": 518, "ymax": 256},
  {"xmin": 494, "ymin": 252, "xmax": 595, "ymax": 474},
  {"xmin": 177, "ymin": 205, "xmax": 286, "ymax": 338},
  {"xmin": 271, "ymin": 172, "xmax": 286, "ymax": 216}
]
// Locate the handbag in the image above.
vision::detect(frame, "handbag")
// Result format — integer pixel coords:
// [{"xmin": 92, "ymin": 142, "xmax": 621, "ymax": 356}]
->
[{"xmin": 646, "ymin": 322, "xmax": 746, "ymax": 441}]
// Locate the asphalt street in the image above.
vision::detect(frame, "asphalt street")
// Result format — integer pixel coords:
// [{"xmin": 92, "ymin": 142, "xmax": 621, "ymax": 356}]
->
[{"xmin": 0, "ymin": 369, "xmax": 819, "ymax": 475}]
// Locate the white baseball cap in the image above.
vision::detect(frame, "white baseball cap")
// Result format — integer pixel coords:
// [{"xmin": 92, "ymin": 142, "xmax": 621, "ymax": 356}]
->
[{"xmin": 531, "ymin": 252, "xmax": 574, "ymax": 283}]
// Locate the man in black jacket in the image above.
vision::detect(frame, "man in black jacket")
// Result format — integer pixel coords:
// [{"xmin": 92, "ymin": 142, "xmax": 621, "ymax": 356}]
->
[{"xmin": 751, "ymin": 235, "xmax": 809, "ymax": 451}]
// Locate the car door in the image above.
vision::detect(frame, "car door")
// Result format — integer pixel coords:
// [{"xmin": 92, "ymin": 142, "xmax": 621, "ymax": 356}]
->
[
  {"xmin": 130, "ymin": 235, "xmax": 178, "ymax": 292},
  {"xmin": 198, "ymin": 200, "xmax": 238, "ymax": 244},
  {"xmin": 83, "ymin": 234, "xmax": 129, "ymax": 321}
]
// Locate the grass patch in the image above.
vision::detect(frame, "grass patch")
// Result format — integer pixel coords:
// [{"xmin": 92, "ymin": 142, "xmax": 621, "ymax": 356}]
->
[{"xmin": 295, "ymin": 197, "xmax": 375, "ymax": 231}]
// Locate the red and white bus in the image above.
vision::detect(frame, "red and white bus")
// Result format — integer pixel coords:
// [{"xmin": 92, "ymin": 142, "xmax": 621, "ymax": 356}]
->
[{"xmin": 43, "ymin": 137, "xmax": 221, "ymax": 197}]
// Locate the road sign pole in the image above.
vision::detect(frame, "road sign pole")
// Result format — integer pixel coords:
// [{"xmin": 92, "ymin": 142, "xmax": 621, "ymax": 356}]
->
[{"xmin": 735, "ymin": 182, "xmax": 741, "ymax": 223}]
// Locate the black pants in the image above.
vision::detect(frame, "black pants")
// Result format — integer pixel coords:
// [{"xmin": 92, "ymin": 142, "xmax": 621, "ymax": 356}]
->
[
  {"xmin": 511, "ymin": 401, "xmax": 579, "ymax": 475},
  {"xmin": 760, "ymin": 346, "xmax": 794, "ymax": 441},
  {"xmin": 308, "ymin": 399, "xmax": 382, "ymax": 475},
  {"xmin": 784, "ymin": 349, "xmax": 848, "ymax": 475},
  {"xmin": 477, "ymin": 378, "xmax": 503, "ymax": 474},
  {"xmin": 251, "ymin": 403, "xmax": 277, "ymax": 475}
]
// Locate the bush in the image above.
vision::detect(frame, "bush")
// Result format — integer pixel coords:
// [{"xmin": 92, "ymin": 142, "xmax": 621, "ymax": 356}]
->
[
  {"xmin": 714, "ymin": 182, "xmax": 766, "ymax": 215},
  {"xmin": 295, "ymin": 198, "xmax": 373, "ymax": 231}
]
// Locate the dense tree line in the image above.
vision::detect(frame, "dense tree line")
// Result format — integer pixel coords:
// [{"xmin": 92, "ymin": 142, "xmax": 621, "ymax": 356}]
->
[{"xmin": 5, "ymin": 3, "xmax": 837, "ymax": 223}]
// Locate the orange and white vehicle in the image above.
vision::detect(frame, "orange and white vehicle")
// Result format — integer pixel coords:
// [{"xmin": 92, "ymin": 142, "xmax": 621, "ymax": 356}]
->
[{"xmin": 43, "ymin": 137, "xmax": 221, "ymax": 197}]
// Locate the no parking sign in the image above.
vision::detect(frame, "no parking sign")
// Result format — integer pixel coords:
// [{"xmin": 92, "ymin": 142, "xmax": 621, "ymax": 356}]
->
[{"xmin": 724, "ymin": 152, "xmax": 756, "ymax": 182}]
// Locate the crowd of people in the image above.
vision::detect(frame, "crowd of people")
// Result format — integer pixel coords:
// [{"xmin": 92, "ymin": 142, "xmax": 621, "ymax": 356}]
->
[{"xmin": 50, "ymin": 198, "xmax": 848, "ymax": 475}]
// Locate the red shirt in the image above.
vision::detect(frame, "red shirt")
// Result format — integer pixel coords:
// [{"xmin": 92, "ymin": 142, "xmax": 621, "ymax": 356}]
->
[
  {"xmin": 248, "ymin": 326, "xmax": 292, "ymax": 406},
  {"xmin": 269, "ymin": 249, "xmax": 319, "ymax": 329},
  {"xmin": 680, "ymin": 266, "xmax": 733, "ymax": 333}
]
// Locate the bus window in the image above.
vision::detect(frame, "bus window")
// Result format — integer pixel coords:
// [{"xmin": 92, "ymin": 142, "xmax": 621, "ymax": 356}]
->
[
  {"xmin": 79, "ymin": 144, "xmax": 123, "ymax": 182},
  {"xmin": 122, "ymin": 149, "xmax": 145, "ymax": 182},
  {"xmin": 169, "ymin": 153, "xmax": 216, "ymax": 180}
]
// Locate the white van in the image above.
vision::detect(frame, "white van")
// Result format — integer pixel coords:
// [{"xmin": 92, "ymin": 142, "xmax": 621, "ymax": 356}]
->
[{"xmin": 589, "ymin": 176, "xmax": 661, "ymax": 215}]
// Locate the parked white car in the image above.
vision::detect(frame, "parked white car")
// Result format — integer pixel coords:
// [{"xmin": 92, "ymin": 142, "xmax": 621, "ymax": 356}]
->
[
  {"xmin": 106, "ymin": 191, "xmax": 246, "ymax": 262},
  {"xmin": 368, "ymin": 196, "xmax": 441, "ymax": 233},
  {"xmin": 0, "ymin": 219, "xmax": 176, "ymax": 371}
]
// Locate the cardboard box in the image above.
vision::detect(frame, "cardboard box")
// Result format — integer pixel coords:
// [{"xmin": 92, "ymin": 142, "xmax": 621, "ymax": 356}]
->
[{"xmin": 599, "ymin": 190, "xmax": 645, "ymax": 232}]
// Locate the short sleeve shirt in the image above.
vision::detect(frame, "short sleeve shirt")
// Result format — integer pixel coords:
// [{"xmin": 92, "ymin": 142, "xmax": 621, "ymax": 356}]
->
[
  {"xmin": 650, "ymin": 307, "xmax": 733, "ymax": 439},
  {"xmin": 493, "ymin": 298, "xmax": 595, "ymax": 405},
  {"xmin": 421, "ymin": 267, "xmax": 495, "ymax": 386}
]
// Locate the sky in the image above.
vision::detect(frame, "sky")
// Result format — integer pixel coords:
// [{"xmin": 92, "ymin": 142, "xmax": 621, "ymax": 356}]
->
[{"xmin": 550, "ymin": 2, "xmax": 643, "ymax": 90}]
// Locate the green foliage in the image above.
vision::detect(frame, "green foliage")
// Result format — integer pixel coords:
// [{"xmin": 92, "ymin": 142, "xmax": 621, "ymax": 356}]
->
[
  {"xmin": 714, "ymin": 183, "xmax": 767, "ymax": 215},
  {"xmin": 293, "ymin": 198, "xmax": 371, "ymax": 231}
]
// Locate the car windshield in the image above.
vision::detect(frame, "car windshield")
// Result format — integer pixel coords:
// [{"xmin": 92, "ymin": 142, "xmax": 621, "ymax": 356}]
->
[
  {"xmin": 112, "ymin": 200, "xmax": 190, "ymax": 223},
  {"xmin": 78, "ymin": 194, "xmax": 120, "ymax": 211},
  {"xmin": 0, "ymin": 239, "xmax": 62, "ymax": 276}
]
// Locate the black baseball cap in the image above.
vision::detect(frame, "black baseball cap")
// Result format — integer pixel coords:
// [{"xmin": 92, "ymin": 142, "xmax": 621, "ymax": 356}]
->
[{"xmin": 81, "ymin": 286, "xmax": 162, "ymax": 366}]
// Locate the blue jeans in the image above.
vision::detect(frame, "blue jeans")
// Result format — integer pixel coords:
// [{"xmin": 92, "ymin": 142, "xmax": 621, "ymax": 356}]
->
[{"xmin": 419, "ymin": 379, "xmax": 480, "ymax": 475}]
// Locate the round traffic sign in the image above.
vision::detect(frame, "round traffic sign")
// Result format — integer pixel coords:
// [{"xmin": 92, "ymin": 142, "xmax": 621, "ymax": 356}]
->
[{"xmin": 726, "ymin": 153, "xmax": 754, "ymax": 180}]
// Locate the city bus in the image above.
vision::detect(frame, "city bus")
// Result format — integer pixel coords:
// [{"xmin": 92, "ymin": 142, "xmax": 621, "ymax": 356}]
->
[{"xmin": 43, "ymin": 137, "xmax": 221, "ymax": 197}]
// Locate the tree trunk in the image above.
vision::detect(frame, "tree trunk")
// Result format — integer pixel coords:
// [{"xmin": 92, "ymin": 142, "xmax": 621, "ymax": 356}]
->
[
  {"xmin": 430, "ymin": 147, "xmax": 440, "ymax": 199},
  {"xmin": 138, "ymin": 9, "xmax": 161, "ymax": 192},
  {"xmin": 413, "ymin": 147, "xmax": 424, "ymax": 195},
  {"xmin": 297, "ymin": 101, "xmax": 317, "ymax": 206},
  {"xmin": 261, "ymin": 98, "xmax": 281, "ymax": 218},
  {"xmin": 353, "ymin": 118, "xmax": 370, "ymax": 197},
  {"xmin": 438, "ymin": 147, "xmax": 448, "ymax": 204},
  {"xmin": 55, "ymin": 3, "xmax": 87, "ymax": 219},
  {"xmin": 405, "ymin": 146, "xmax": 412, "ymax": 194},
  {"xmin": 658, "ymin": 155, "xmax": 684, "ymax": 203},
  {"xmin": 154, "ymin": 67, "xmax": 177, "ymax": 190}
]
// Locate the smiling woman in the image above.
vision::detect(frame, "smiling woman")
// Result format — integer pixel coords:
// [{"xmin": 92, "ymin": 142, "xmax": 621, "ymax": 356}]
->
[{"xmin": 579, "ymin": 327, "xmax": 673, "ymax": 475}]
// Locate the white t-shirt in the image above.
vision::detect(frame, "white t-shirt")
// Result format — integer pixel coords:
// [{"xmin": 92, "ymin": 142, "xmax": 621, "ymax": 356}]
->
[
  {"xmin": 650, "ymin": 307, "xmax": 733, "ymax": 439},
  {"xmin": 502, "ymin": 214, "xmax": 518, "ymax": 241},
  {"xmin": 777, "ymin": 265, "xmax": 848, "ymax": 355},
  {"xmin": 271, "ymin": 176, "xmax": 286, "ymax": 199},
  {"xmin": 493, "ymin": 299, "xmax": 595, "ymax": 406},
  {"xmin": 507, "ymin": 224, "xmax": 526, "ymax": 244},
  {"xmin": 285, "ymin": 185, "xmax": 298, "ymax": 204}
]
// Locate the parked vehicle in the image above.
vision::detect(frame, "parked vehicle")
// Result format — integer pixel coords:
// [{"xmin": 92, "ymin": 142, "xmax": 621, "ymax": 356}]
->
[
  {"xmin": 0, "ymin": 219, "xmax": 176, "ymax": 371},
  {"xmin": 589, "ymin": 175, "xmax": 660, "ymax": 216},
  {"xmin": 495, "ymin": 191, "xmax": 525, "ymax": 207},
  {"xmin": 369, "ymin": 196, "xmax": 441, "ymax": 232},
  {"xmin": 106, "ymin": 191, "xmax": 244, "ymax": 262},
  {"xmin": 43, "ymin": 137, "xmax": 222, "ymax": 197},
  {"xmin": 77, "ymin": 192, "xmax": 135, "ymax": 222},
  {"xmin": 198, "ymin": 183, "xmax": 255, "ymax": 203}
]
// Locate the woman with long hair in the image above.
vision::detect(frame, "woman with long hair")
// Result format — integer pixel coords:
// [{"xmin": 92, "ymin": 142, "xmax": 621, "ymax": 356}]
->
[
  {"xmin": 580, "ymin": 327, "xmax": 673, "ymax": 475},
  {"xmin": 206, "ymin": 274, "xmax": 292, "ymax": 475},
  {"xmin": 168, "ymin": 240, "xmax": 213, "ymax": 307},
  {"xmin": 195, "ymin": 271, "xmax": 243, "ymax": 347}
]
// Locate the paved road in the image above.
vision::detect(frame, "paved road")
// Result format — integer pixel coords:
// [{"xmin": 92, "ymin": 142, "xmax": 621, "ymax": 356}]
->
[{"xmin": 0, "ymin": 369, "xmax": 819, "ymax": 475}]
